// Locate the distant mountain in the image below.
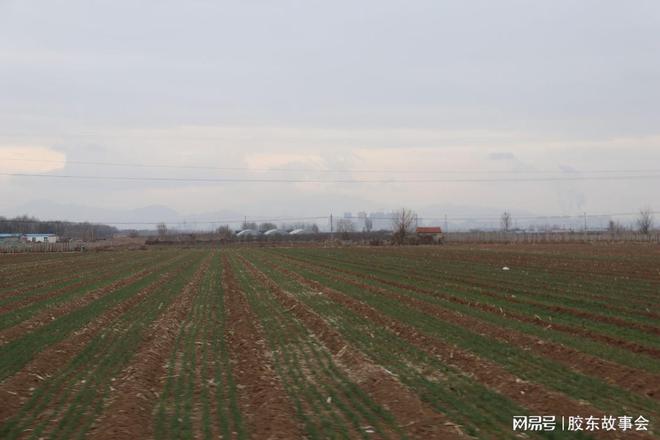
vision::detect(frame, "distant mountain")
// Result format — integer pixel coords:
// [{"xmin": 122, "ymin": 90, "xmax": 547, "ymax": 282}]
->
[{"xmin": 9, "ymin": 200, "xmax": 243, "ymax": 230}]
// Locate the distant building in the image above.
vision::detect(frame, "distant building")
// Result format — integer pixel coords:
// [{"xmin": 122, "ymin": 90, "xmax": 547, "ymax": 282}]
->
[
  {"xmin": 0, "ymin": 233, "xmax": 59, "ymax": 244},
  {"xmin": 24, "ymin": 233, "xmax": 59, "ymax": 243},
  {"xmin": 369, "ymin": 212, "xmax": 393, "ymax": 231},
  {"xmin": 0, "ymin": 233, "xmax": 22, "ymax": 242},
  {"xmin": 356, "ymin": 212, "xmax": 368, "ymax": 231},
  {"xmin": 416, "ymin": 227, "xmax": 443, "ymax": 243}
]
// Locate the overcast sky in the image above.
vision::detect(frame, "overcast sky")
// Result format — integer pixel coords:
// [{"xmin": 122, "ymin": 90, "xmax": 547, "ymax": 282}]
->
[{"xmin": 1, "ymin": 0, "xmax": 659, "ymax": 224}]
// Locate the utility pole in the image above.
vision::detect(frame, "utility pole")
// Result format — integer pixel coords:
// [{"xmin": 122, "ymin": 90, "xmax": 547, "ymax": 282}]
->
[
  {"xmin": 444, "ymin": 214, "xmax": 448, "ymax": 233},
  {"xmin": 330, "ymin": 214, "xmax": 334, "ymax": 238},
  {"xmin": 584, "ymin": 212, "xmax": 587, "ymax": 232}
]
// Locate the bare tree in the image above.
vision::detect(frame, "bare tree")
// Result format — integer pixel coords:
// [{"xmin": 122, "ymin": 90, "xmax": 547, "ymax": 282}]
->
[
  {"xmin": 357, "ymin": 211, "xmax": 373, "ymax": 232},
  {"xmin": 241, "ymin": 221, "xmax": 257, "ymax": 231},
  {"xmin": 216, "ymin": 225, "xmax": 233, "ymax": 240},
  {"xmin": 336, "ymin": 219, "xmax": 355, "ymax": 233},
  {"xmin": 364, "ymin": 217, "xmax": 373, "ymax": 233},
  {"xmin": 336, "ymin": 219, "xmax": 354, "ymax": 240},
  {"xmin": 607, "ymin": 219, "xmax": 624, "ymax": 234},
  {"xmin": 637, "ymin": 207, "xmax": 654, "ymax": 234},
  {"xmin": 157, "ymin": 222, "xmax": 168, "ymax": 238},
  {"xmin": 500, "ymin": 211, "xmax": 512, "ymax": 232},
  {"xmin": 392, "ymin": 208, "xmax": 417, "ymax": 244},
  {"xmin": 258, "ymin": 222, "xmax": 277, "ymax": 232}
]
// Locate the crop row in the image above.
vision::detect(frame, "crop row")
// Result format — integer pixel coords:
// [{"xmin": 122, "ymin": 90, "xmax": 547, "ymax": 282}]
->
[
  {"xmin": 272, "ymin": 249, "xmax": 660, "ymax": 372},
  {"xmin": 0, "ymin": 250, "xmax": 207, "ymax": 439}
]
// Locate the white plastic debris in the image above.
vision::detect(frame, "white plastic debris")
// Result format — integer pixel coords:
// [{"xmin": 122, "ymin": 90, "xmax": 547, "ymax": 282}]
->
[{"xmin": 502, "ymin": 266, "xmax": 510, "ymax": 271}]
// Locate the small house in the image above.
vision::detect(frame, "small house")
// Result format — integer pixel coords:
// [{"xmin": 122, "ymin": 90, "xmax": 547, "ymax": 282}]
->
[
  {"xmin": 23, "ymin": 233, "xmax": 58, "ymax": 243},
  {"xmin": 416, "ymin": 226, "xmax": 443, "ymax": 243}
]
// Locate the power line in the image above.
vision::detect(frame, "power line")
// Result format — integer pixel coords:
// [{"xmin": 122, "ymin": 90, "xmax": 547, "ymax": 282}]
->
[
  {"xmin": 3, "ymin": 156, "xmax": 660, "ymax": 175},
  {"xmin": 0, "ymin": 216, "xmax": 329, "ymax": 226},
  {"xmin": 3, "ymin": 172, "xmax": 660, "ymax": 184},
  {"xmin": 1, "ymin": 211, "xmax": 656, "ymax": 226}
]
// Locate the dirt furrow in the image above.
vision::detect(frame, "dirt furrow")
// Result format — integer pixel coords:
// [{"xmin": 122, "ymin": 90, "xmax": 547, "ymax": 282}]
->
[
  {"xmin": 264, "ymin": 260, "xmax": 650, "ymax": 440},
  {"xmin": 89, "ymin": 254, "xmax": 211, "ymax": 440},
  {"xmin": 221, "ymin": 255, "xmax": 302, "ymax": 439},
  {"xmin": 240, "ymin": 255, "xmax": 464, "ymax": 439},
  {"xmin": 207, "ymin": 301, "xmax": 228, "ymax": 440},
  {"xmin": 278, "ymin": 253, "xmax": 660, "ymax": 358},
  {"xmin": 0, "ymin": 270, "xmax": 116, "ymax": 314},
  {"xmin": 404, "ymin": 265, "xmax": 660, "ymax": 319},
  {"xmin": 0, "ymin": 265, "xmax": 189, "ymax": 425},
  {"xmin": 394, "ymin": 267, "xmax": 660, "ymax": 336},
  {"xmin": 342, "ymin": 250, "xmax": 657, "ymax": 306},
  {"xmin": 0, "ymin": 254, "xmax": 141, "ymax": 301},
  {"xmin": 275, "ymin": 254, "xmax": 660, "ymax": 400},
  {"xmin": 0, "ymin": 268, "xmax": 153, "ymax": 345},
  {"xmin": 335, "ymin": 253, "xmax": 660, "ymax": 319}
]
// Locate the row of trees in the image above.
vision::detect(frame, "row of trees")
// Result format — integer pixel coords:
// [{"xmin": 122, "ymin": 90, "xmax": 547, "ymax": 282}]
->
[
  {"xmin": 0, "ymin": 215, "xmax": 117, "ymax": 240},
  {"xmin": 499, "ymin": 208, "xmax": 655, "ymax": 234},
  {"xmin": 153, "ymin": 206, "xmax": 656, "ymax": 244}
]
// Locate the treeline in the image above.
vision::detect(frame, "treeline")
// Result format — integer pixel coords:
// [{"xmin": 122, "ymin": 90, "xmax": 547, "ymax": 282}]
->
[{"xmin": 0, "ymin": 215, "xmax": 117, "ymax": 240}]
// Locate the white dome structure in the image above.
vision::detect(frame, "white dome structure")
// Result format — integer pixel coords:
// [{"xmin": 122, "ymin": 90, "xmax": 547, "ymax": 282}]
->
[{"xmin": 236, "ymin": 229, "xmax": 259, "ymax": 237}]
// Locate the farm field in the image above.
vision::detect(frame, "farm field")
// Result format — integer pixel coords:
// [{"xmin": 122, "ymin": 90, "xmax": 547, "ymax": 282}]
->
[{"xmin": 0, "ymin": 244, "xmax": 658, "ymax": 439}]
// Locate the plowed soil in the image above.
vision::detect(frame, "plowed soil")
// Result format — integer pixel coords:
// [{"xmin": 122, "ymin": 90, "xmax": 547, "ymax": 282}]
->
[{"xmin": 0, "ymin": 244, "xmax": 658, "ymax": 439}]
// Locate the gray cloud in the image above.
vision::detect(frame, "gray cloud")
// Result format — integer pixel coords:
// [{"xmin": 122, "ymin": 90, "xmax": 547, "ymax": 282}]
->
[
  {"xmin": 488, "ymin": 152, "xmax": 516, "ymax": 161},
  {"xmin": 1, "ymin": 0, "xmax": 659, "ymax": 221}
]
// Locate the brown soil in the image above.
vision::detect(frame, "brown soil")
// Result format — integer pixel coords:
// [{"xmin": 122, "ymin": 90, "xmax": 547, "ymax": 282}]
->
[
  {"xmin": 239, "ymin": 255, "xmax": 464, "ymax": 439},
  {"xmin": 341, "ymin": 247, "xmax": 660, "ymax": 307},
  {"xmin": 0, "ymin": 263, "xmax": 190, "ymax": 424},
  {"xmin": 0, "ymin": 268, "xmax": 153, "ymax": 345},
  {"xmin": 364, "ymin": 253, "xmax": 660, "ymax": 319},
  {"xmin": 384, "ymin": 263, "xmax": 660, "ymax": 336},
  {"xmin": 263, "ymin": 259, "xmax": 650, "ymax": 440},
  {"xmin": 0, "ymin": 278, "xmax": 99, "ymax": 315},
  {"xmin": 405, "ymin": 244, "xmax": 660, "ymax": 281},
  {"xmin": 221, "ymin": 255, "xmax": 302, "ymax": 439},
  {"xmin": 89, "ymin": 254, "xmax": 211, "ymax": 440},
  {"xmin": 273, "ymin": 253, "xmax": 660, "ymax": 400},
  {"xmin": 435, "ymin": 272, "xmax": 660, "ymax": 320},
  {"xmin": 0, "ymin": 254, "xmax": 137, "ymax": 298},
  {"xmin": 280, "ymin": 253, "xmax": 660, "ymax": 359}
]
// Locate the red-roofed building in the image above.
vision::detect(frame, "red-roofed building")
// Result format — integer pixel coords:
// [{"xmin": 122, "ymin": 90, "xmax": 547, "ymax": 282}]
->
[{"xmin": 416, "ymin": 226, "xmax": 443, "ymax": 243}]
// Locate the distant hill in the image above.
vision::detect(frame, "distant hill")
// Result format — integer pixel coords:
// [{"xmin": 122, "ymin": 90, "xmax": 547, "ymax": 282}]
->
[{"xmin": 10, "ymin": 200, "xmax": 244, "ymax": 231}]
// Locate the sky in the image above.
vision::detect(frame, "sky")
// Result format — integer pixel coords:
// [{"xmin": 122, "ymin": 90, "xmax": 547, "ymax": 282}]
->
[{"xmin": 1, "ymin": 0, "xmax": 659, "ymax": 226}]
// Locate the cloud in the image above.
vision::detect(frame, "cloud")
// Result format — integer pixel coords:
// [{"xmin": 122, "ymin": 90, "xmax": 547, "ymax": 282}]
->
[
  {"xmin": 0, "ymin": 146, "xmax": 66, "ymax": 173},
  {"xmin": 243, "ymin": 153, "xmax": 325, "ymax": 170},
  {"xmin": 558, "ymin": 164, "xmax": 579, "ymax": 173},
  {"xmin": 488, "ymin": 152, "xmax": 516, "ymax": 161}
]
